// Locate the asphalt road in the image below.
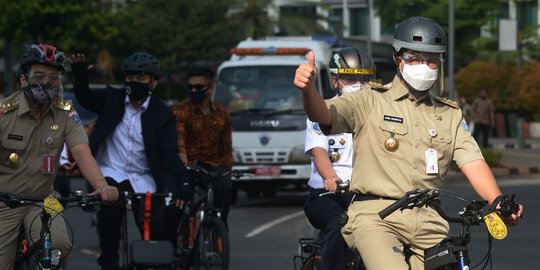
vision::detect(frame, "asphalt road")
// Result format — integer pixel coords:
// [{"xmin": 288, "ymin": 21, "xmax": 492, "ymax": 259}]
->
[{"xmin": 62, "ymin": 175, "xmax": 539, "ymax": 269}]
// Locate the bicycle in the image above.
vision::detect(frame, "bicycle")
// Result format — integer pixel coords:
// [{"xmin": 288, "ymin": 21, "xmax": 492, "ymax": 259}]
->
[
  {"xmin": 118, "ymin": 191, "xmax": 176, "ymax": 269},
  {"xmin": 293, "ymin": 181, "xmax": 365, "ymax": 270},
  {"xmin": 173, "ymin": 166, "xmax": 244, "ymax": 270},
  {"xmin": 0, "ymin": 190, "xmax": 100, "ymax": 270},
  {"xmin": 378, "ymin": 189, "xmax": 520, "ymax": 270}
]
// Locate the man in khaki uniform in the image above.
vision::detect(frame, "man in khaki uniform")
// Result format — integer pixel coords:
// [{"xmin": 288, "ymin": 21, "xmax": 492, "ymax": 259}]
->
[
  {"xmin": 0, "ymin": 44, "xmax": 118, "ymax": 269},
  {"xmin": 294, "ymin": 17, "xmax": 523, "ymax": 270}
]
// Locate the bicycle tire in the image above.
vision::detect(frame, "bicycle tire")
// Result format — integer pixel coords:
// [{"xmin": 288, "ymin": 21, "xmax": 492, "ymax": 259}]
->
[{"xmin": 193, "ymin": 217, "xmax": 230, "ymax": 270}]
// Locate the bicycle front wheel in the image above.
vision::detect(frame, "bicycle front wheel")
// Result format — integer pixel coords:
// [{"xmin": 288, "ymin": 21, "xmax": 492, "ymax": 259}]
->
[{"xmin": 193, "ymin": 217, "xmax": 229, "ymax": 270}]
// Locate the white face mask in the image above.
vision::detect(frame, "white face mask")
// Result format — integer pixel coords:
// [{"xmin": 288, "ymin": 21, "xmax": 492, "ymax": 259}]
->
[
  {"xmin": 338, "ymin": 81, "xmax": 365, "ymax": 95},
  {"xmin": 401, "ymin": 64, "xmax": 438, "ymax": 91}
]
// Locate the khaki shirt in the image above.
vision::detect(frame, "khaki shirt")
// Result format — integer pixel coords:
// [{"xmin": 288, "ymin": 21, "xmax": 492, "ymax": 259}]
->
[
  {"xmin": 324, "ymin": 76, "xmax": 483, "ymax": 198},
  {"xmin": 0, "ymin": 91, "xmax": 87, "ymax": 197}
]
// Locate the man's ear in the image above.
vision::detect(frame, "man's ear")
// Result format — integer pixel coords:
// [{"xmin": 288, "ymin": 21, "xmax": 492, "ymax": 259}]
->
[
  {"xmin": 19, "ymin": 73, "xmax": 28, "ymax": 89},
  {"xmin": 331, "ymin": 76, "xmax": 339, "ymax": 90},
  {"xmin": 150, "ymin": 79, "xmax": 158, "ymax": 90}
]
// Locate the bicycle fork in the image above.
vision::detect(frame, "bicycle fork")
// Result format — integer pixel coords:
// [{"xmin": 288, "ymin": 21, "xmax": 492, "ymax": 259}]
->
[{"xmin": 38, "ymin": 213, "xmax": 62, "ymax": 269}]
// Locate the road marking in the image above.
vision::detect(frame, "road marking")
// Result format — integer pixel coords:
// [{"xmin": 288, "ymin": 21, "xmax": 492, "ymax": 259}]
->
[
  {"xmin": 80, "ymin": 248, "xmax": 100, "ymax": 257},
  {"xmin": 245, "ymin": 210, "xmax": 304, "ymax": 238}
]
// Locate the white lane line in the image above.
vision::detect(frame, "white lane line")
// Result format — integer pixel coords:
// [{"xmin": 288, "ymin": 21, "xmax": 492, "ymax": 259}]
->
[{"xmin": 245, "ymin": 210, "xmax": 305, "ymax": 238}]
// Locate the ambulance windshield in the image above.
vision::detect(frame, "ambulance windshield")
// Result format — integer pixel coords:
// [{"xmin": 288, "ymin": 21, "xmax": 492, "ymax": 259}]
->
[{"xmin": 214, "ymin": 66, "xmax": 305, "ymax": 113}]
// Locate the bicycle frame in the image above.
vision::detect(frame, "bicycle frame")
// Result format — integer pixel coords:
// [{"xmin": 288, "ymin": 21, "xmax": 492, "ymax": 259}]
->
[
  {"xmin": 0, "ymin": 191, "xmax": 100, "ymax": 270},
  {"xmin": 175, "ymin": 166, "xmax": 231, "ymax": 270},
  {"xmin": 118, "ymin": 192, "xmax": 175, "ymax": 269}
]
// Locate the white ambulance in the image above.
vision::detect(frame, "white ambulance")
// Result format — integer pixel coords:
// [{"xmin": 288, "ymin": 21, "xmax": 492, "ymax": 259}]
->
[{"xmin": 213, "ymin": 37, "xmax": 335, "ymax": 198}]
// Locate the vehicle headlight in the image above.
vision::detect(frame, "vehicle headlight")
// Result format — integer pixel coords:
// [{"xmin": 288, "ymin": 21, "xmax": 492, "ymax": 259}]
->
[{"xmin": 289, "ymin": 145, "xmax": 310, "ymax": 163}]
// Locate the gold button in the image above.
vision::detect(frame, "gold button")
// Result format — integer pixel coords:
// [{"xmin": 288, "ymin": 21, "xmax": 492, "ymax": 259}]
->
[
  {"xmin": 385, "ymin": 137, "xmax": 399, "ymax": 152},
  {"xmin": 9, "ymin": 153, "xmax": 20, "ymax": 166}
]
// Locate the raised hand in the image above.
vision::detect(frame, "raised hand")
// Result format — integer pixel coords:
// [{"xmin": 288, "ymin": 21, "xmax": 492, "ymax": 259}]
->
[
  {"xmin": 293, "ymin": 51, "xmax": 317, "ymax": 93},
  {"xmin": 69, "ymin": 53, "xmax": 93, "ymax": 70}
]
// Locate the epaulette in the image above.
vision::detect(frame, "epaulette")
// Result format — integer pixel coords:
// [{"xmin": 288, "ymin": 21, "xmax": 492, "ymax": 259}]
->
[
  {"xmin": 0, "ymin": 99, "xmax": 19, "ymax": 113},
  {"xmin": 433, "ymin": 96, "xmax": 459, "ymax": 109},
  {"xmin": 366, "ymin": 81, "xmax": 392, "ymax": 91},
  {"xmin": 55, "ymin": 100, "xmax": 72, "ymax": 111}
]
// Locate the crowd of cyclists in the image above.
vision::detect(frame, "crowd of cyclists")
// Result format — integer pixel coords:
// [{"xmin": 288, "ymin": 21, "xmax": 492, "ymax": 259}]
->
[{"xmin": 0, "ymin": 15, "xmax": 524, "ymax": 270}]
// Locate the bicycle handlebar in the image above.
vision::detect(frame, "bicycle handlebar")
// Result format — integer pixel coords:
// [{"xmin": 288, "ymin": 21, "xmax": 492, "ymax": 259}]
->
[
  {"xmin": 0, "ymin": 191, "xmax": 101, "ymax": 209},
  {"xmin": 318, "ymin": 181, "xmax": 350, "ymax": 197},
  {"xmin": 186, "ymin": 166, "xmax": 253, "ymax": 180},
  {"xmin": 378, "ymin": 189, "xmax": 520, "ymax": 225},
  {"xmin": 377, "ymin": 189, "xmax": 431, "ymax": 220}
]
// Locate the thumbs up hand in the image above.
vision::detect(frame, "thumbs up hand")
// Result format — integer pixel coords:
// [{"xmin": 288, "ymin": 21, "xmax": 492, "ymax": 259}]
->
[{"xmin": 293, "ymin": 51, "xmax": 317, "ymax": 93}]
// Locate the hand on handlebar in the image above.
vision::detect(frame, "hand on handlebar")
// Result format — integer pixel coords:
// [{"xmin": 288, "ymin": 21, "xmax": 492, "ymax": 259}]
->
[
  {"xmin": 176, "ymin": 182, "xmax": 195, "ymax": 201},
  {"xmin": 492, "ymin": 194, "xmax": 524, "ymax": 226},
  {"xmin": 91, "ymin": 185, "xmax": 119, "ymax": 203},
  {"xmin": 323, "ymin": 176, "xmax": 342, "ymax": 192}
]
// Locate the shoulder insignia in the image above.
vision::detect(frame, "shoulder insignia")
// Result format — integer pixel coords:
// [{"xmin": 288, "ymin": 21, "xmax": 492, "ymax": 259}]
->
[
  {"xmin": 311, "ymin": 122, "xmax": 322, "ymax": 135},
  {"xmin": 55, "ymin": 100, "xmax": 72, "ymax": 111},
  {"xmin": 366, "ymin": 81, "xmax": 392, "ymax": 92},
  {"xmin": 0, "ymin": 100, "xmax": 19, "ymax": 113},
  {"xmin": 433, "ymin": 96, "xmax": 459, "ymax": 109}
]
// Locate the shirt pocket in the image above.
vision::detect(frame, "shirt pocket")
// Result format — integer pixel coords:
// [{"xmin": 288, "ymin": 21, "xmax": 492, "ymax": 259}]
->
[
  {"xmin": 377, "ymin": 120, "xmax": 408, "ymax": 159},
  {"xmin": 0, "ymin": 139, "xmax": 29, "ymax": 167},
  {"xmin": 429, "ymin": 127, "xmax": 453, "ymax": 167}
]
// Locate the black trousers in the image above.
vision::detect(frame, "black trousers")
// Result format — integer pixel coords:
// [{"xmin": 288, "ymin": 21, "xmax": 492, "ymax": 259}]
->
[
  {"xmin": 304, "ymin": 188, "xmax": 352, "ymax": 270},
  {"xmin": 97, "ymin": 177, "xmax": 168, "ymax": 270},
  {"xmin": 473, "ymin": 123, "xmax": 491, "ymax": 148}
]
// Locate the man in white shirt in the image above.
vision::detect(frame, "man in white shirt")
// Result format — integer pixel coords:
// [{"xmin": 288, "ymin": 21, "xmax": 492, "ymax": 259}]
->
[
  {"xmin": 70, "ymin": 52, "xmax": 190, "ymax": 270},
  {"xmin": 303, "ymin": 47, "xmax": 375, "ymax": 270}
]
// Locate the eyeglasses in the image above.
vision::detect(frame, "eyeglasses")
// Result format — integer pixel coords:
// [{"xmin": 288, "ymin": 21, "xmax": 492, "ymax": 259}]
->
[
  {"xmin": 27, "ymin": 71, "xmax": 62, "ymax": 85},
  {"xmin": 125, "ymin": 73, "xmax": 151, "ymax": 82},
  {"xmin": 187, "ymin": 84, "xmax": 209, "ymax": 92},
  {"xmin": 401, "ymin": 53, "xmax": 442, "ymax": 69}
]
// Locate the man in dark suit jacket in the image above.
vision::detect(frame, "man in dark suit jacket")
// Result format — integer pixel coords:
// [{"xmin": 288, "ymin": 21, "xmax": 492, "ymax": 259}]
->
[{"xmin": 70, "ymin": 52, "xmax": 190, "ymax": 270}]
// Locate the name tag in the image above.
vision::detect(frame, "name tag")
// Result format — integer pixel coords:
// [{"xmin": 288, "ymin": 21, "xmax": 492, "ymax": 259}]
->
[
  {"xmin": 42, "ymin": 155, "xmax": 56, "ymax": 174},
  {"xmin": 425, "ymin": 148, "xmax": 439, "ymax": 174}
]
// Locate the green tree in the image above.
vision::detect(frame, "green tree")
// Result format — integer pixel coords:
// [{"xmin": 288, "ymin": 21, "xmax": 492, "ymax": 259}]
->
[
  {"xmin": 373, "ymin": 0, "xmax": 505, "ymax": 68},
  {"xmin": 0, "ymin": 0, "xmax": 119, "ymax": 94},
  {"xmin": 454, "ymin": 60, "xmax": 518, "ymax": 110},
  {"xmin": 111, "ymin": 0, "xmax": 242, "ymax": 74}
]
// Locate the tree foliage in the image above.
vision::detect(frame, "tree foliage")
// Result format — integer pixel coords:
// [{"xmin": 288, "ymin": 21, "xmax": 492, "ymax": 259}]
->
[
  {"xmin": 454, "ymin": 61, "xmax": 518, "ymax": 111},
  {"xmin": 511, "ymin": 61, "xmax": 540, "ymax": 120},
  {"xmin": 373, "ymin": 0, "xmax": 505, "ymax": 67},
  {"xmin": 110, "ymin": 0, "xmax": 242, "ymax": 74},
  {"xmin": 0, "ymin": 0, "xmax": 118, "ymax": 56}
]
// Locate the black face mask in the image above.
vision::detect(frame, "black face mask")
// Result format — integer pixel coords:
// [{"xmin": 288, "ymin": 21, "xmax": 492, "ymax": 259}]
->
[
  {"xmin": 189, "ymin": 90, "xmax": 207, "ymax": 103},
  {"xmin": 23, "ymin": 82, "xmax": 59, "ymax": 105},
  {"xmin": 125, "ymin": 81, "xmax": 151, "ymax": 101}
]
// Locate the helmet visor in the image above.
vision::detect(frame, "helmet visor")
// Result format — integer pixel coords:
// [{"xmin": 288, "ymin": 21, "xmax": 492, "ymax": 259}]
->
[{"xmin": 337, "ymin": 68, "xmax": 375, "ymax": 84}]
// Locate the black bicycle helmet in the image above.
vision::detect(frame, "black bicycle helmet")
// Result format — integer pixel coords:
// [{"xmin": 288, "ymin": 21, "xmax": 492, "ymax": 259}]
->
[
  {"xmin": 329, "ymin": 47, "xmax": 376, "ymax": 82},
  {"xmin": 20, "ymin": 44, "xmax": 66, "ymax": 73},
  {"xmin": 122, "ymin": 52, "xmax": 160, "ymax": 76},
  {"xmin": 393, "ymin": 16, "xmax": 447, "ymax": 53}
]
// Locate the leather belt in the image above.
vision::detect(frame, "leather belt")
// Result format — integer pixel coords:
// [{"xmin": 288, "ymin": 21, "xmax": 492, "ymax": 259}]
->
[{"xmin": 352, "ymin": 193, "xmax": 398, "ymax": 201}]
